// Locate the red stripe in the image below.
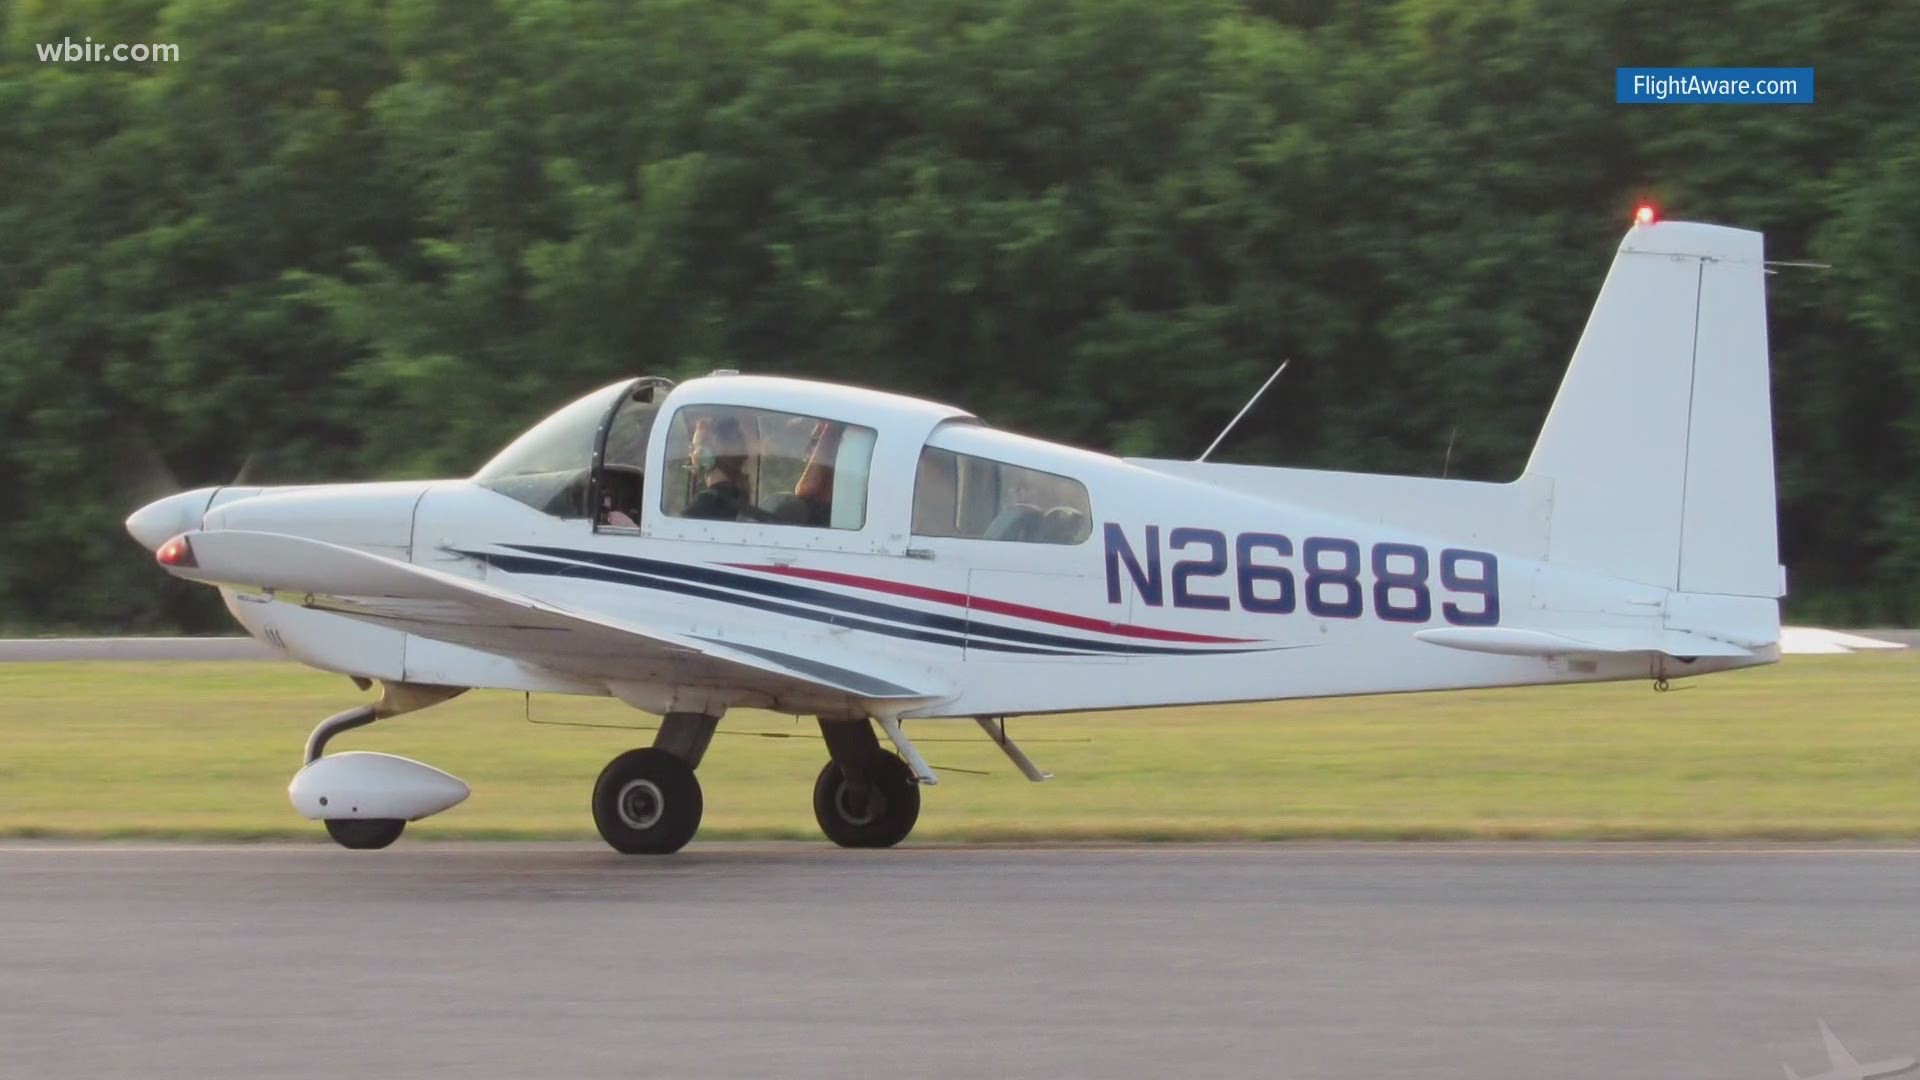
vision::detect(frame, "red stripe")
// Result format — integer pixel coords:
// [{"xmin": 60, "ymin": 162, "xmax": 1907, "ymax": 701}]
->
[{"xmin": 726, "ymin": 563, "xmax": 1258, "ymax": 645}]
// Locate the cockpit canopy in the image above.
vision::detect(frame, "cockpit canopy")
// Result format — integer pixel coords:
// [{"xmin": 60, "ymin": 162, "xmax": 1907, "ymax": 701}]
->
[{"xmin": 472, "ymin": 378, "xmax": 670, "ymax": 519}]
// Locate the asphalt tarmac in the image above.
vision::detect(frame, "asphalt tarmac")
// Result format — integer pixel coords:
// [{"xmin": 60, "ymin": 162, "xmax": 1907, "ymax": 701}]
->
[
  {"xmin": 0, "ymin": 637, "xmax": 274, "ymax": 662},
  {"xmin": 3, "ymin": 843, "xmax": 1918, "ymax": 1079}
]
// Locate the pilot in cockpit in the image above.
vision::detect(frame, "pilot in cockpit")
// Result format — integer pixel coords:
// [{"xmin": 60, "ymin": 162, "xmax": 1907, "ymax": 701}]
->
[{"xmin": 682, "ymin": 413, "xmax": 755, "ymax": 522}]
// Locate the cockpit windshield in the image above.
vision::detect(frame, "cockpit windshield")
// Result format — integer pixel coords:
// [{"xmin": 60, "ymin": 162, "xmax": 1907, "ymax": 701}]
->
[{"xmin": 472, "ymin": 381, "xmax": 631, "ymax": 518}]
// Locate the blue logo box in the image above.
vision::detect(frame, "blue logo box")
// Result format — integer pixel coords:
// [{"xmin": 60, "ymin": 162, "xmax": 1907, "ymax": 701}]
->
[{"xmin": 1616, "ymin": 67, "xmax": 1814, "ymax": 104}]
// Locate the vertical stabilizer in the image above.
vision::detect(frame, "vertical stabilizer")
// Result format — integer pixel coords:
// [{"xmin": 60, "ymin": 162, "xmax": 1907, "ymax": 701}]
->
[{"xmin": 1523, "ymin": 221, "xmax": 1782, "ymax": 598}]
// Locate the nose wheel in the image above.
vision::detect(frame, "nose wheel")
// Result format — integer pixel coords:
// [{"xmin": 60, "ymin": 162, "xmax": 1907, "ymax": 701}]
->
[
  {"xmin": 298, "ymin": 687, "xmax": 471, "ymax": 850},
  {"xmin": 324, "ymin": 818, "xmax": 406, "ymax": 850}
]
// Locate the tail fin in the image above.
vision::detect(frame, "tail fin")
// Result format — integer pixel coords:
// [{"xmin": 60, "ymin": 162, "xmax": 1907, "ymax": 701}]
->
[{"xmin": 1524, "ymin": 221, "xmax": 1783, "ymax": 597}]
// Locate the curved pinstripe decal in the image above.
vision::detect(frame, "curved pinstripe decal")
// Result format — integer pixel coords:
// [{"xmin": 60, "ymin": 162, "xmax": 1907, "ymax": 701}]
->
[
  {"xmin": 725, "ymin": 562, "xmax": 1259, "ymax": 644},
  {"xmin": 473, "ymin": 545, "xmax": 1275, "ymax": 657},
  {"xmin": 470, "ymin": 550, "xmax": 1073, "ymax": 655},
  {"xmin": 689, "ymin": 636, "xmax": 923, "ymax": 698}
]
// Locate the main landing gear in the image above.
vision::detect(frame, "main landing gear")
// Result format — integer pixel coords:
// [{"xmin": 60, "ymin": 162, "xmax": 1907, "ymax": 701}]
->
[
  {"xmin": 591, "ymin": 712, "xmax": 717, "ymax": 854},
  {"xmin": 814, "ymin": 719, "xmax": 921, "ymax": 848},
  {"xmin": 588, "ymin": 715, "xmax": 932, "ymax": 854},
  {"xmin": 587, "ymin": 715, "xmax": 1056, "ymax": 855}
]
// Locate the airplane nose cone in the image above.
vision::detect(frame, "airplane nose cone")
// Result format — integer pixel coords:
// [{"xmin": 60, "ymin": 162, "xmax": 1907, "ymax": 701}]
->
[{"xmin": 126, "ymin": 489, "xmax": 218, "ymax": 551}]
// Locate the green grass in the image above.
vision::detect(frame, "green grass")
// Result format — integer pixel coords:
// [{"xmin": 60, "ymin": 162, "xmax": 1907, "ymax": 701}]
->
[{"xmin": 2, "ymin": 653, "xmax": 1918, "ymax": 841}]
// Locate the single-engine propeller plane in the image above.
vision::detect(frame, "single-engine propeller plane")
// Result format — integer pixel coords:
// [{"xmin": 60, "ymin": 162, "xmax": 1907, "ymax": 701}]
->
[{"xmin": 127, "ymin": 218, "xmax": 1785, "ymax": 852}]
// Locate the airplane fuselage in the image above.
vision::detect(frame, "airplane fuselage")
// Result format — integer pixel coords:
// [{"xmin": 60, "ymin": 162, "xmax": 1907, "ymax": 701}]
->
[{"xmin": 198, "ymin": 451, "xmax": 1771, "ymax": 721}]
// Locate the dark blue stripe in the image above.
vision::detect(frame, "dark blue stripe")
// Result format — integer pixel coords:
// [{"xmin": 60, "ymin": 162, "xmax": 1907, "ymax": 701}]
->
[
  {"xmin": 695, "ymin": 634, "xmax": 925, "ymax": 691},
  {"xmin": 501, "ymin": 544, "xmax": 1260, "ymax": 657},
  {"xmin": 692, "ymin": 637, "xmax": 924, "ymax": 698},
  {"xmin": 468, "ymin": 551, "xmax": 1079, "ymax": 656}
]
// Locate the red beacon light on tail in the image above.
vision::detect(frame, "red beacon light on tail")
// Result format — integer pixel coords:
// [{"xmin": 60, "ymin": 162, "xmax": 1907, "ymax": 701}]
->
[{"xmin": 1634, "ymin": 204, "xmax": 1658, "ymax": 226}]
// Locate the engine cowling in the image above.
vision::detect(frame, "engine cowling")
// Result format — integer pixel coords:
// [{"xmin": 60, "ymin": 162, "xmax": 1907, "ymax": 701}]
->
[{"xmin": 289, "ymin": 751, "xmax": 469, "ymax": 822}]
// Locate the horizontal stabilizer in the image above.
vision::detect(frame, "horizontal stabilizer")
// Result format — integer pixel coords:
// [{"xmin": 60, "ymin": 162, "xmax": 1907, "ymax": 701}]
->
[
  {"xmin": 1779, "ymin": 627, "xmax": 1908, "ymax": 655},
  {"xmin": 1414, "ymin": 626, "xmax": 1757, "ymax": 659}
]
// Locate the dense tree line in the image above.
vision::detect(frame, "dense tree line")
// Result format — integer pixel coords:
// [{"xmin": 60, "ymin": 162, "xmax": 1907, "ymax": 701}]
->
[{"xmin": 2, "ymin": 0, "xmax": 1917, "ymax": 630}]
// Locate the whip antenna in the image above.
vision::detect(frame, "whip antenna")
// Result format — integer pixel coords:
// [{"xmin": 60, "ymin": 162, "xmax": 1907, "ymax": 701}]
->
[{"xmin": 1197, "ymin": 360, "xmax": 1288, "ymax": 463}]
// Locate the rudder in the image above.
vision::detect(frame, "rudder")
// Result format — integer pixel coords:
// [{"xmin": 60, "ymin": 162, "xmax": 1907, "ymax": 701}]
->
[{"xmin": 1523, "ymin": 221, "xmax": 1783, "ymax": 598}]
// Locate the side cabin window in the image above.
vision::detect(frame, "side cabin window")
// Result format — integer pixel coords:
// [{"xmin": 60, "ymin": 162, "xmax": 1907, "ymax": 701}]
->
[
  {"xmin": 912, "ymin": 447, "xmax": 1092, "ymax": 545},
  {"xmin": 661, "ymin": 406, "xmax": 875, "ymax": 530}
]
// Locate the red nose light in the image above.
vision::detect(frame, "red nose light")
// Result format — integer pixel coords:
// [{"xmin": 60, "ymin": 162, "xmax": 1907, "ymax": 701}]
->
[
  {"xmin": 1634, "ymin": 204, "xmax": 1657, "ymax": 226},
  {"xmin": 156, "ymin": 534, "xmax": 197, "ymax": 568}
]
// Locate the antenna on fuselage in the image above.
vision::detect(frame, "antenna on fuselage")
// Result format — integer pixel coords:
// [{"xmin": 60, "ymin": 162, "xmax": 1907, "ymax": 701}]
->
[{"xmin": 1196, "ymin": 360, "xmax": 1288, "ymax": 463}]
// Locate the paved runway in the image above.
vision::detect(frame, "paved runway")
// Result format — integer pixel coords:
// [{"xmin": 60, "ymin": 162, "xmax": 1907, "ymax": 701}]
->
[
  {"xmin": 3, "ymin": 844, "xmax": 1919, "ymax": 1079},
  {"xmin": 0, "ymin": 637, "xmax": 273, "ymax": 662}
]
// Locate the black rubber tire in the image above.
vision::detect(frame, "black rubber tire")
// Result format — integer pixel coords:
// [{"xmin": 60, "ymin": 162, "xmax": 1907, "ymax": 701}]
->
[
  {"xmin": 324, "ymin": 818, "xmax": 405, "ymax": 850},
  {"xmin": 592, "ymin": 748, "xmax": 703, "ymax": 854},
  {"xmin": 813, "ymin": 749, "xmax": 920, "ymax": 849}
]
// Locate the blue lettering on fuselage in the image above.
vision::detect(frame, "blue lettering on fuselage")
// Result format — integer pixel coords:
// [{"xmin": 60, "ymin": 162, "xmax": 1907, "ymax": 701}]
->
[
  {"xmin": 1101, "ymin": 523, "xmax": 1499, "ymax": 626},
  {"xmin": 1103, "ymin": 523, "xmax": 1162, "ymax": 606}
]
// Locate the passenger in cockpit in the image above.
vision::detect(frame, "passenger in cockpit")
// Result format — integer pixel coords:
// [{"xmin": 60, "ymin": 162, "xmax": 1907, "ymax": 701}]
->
[{"xmin": 777, "ymin": 422, "xmax": 843, "ymax": 526}]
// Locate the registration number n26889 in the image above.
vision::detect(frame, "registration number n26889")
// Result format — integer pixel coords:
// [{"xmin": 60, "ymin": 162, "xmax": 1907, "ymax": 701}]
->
[{"xmin": 1102, "ymin": 524, "xmax": 1499, "ymax": 626}]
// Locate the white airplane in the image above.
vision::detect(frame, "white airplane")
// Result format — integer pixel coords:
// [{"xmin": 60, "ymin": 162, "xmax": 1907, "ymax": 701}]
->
[
  {"xmin": 126, "ymin": 216, "xmax": 1785, "ymax": 853},
  {"xmin": 1783, "ymin": 1021, "xmax": 1917, "ymax": 1080}
]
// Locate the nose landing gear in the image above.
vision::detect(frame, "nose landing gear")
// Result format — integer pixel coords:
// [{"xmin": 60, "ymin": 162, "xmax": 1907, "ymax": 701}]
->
[
  {"xmin": 296, "ymin": 684, "xmax": 469, "ymax": 850},
  {"xmin": 324, "ymin": 817, "xmax": 406, "ymax": 850}
]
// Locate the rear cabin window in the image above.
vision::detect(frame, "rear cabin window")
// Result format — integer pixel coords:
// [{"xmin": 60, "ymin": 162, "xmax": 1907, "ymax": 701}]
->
[
  {"xmin": 912, "ymin": 447, "xmax": 1092, "ymax": 545},
  {"xmin": 661, "ymin": 406, "xmax": 875, "ymax": 530}
]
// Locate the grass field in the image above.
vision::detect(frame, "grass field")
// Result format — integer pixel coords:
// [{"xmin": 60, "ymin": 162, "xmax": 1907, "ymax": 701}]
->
[{"xmin": 2, "ymin": 653, "xmax": 1917, "ymax": 841}]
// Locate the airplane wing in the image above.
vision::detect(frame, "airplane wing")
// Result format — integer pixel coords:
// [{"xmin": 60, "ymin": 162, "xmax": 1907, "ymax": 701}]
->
[{"xmin": 156, "ymin": 530, "xmax": 937, "ymax": 705}]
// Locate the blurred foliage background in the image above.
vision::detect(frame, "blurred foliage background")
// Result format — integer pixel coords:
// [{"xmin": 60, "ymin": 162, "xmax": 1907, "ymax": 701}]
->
[{"xmin": 1, "ymin": 0, "xmax": 1916, "ymax": 631}]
